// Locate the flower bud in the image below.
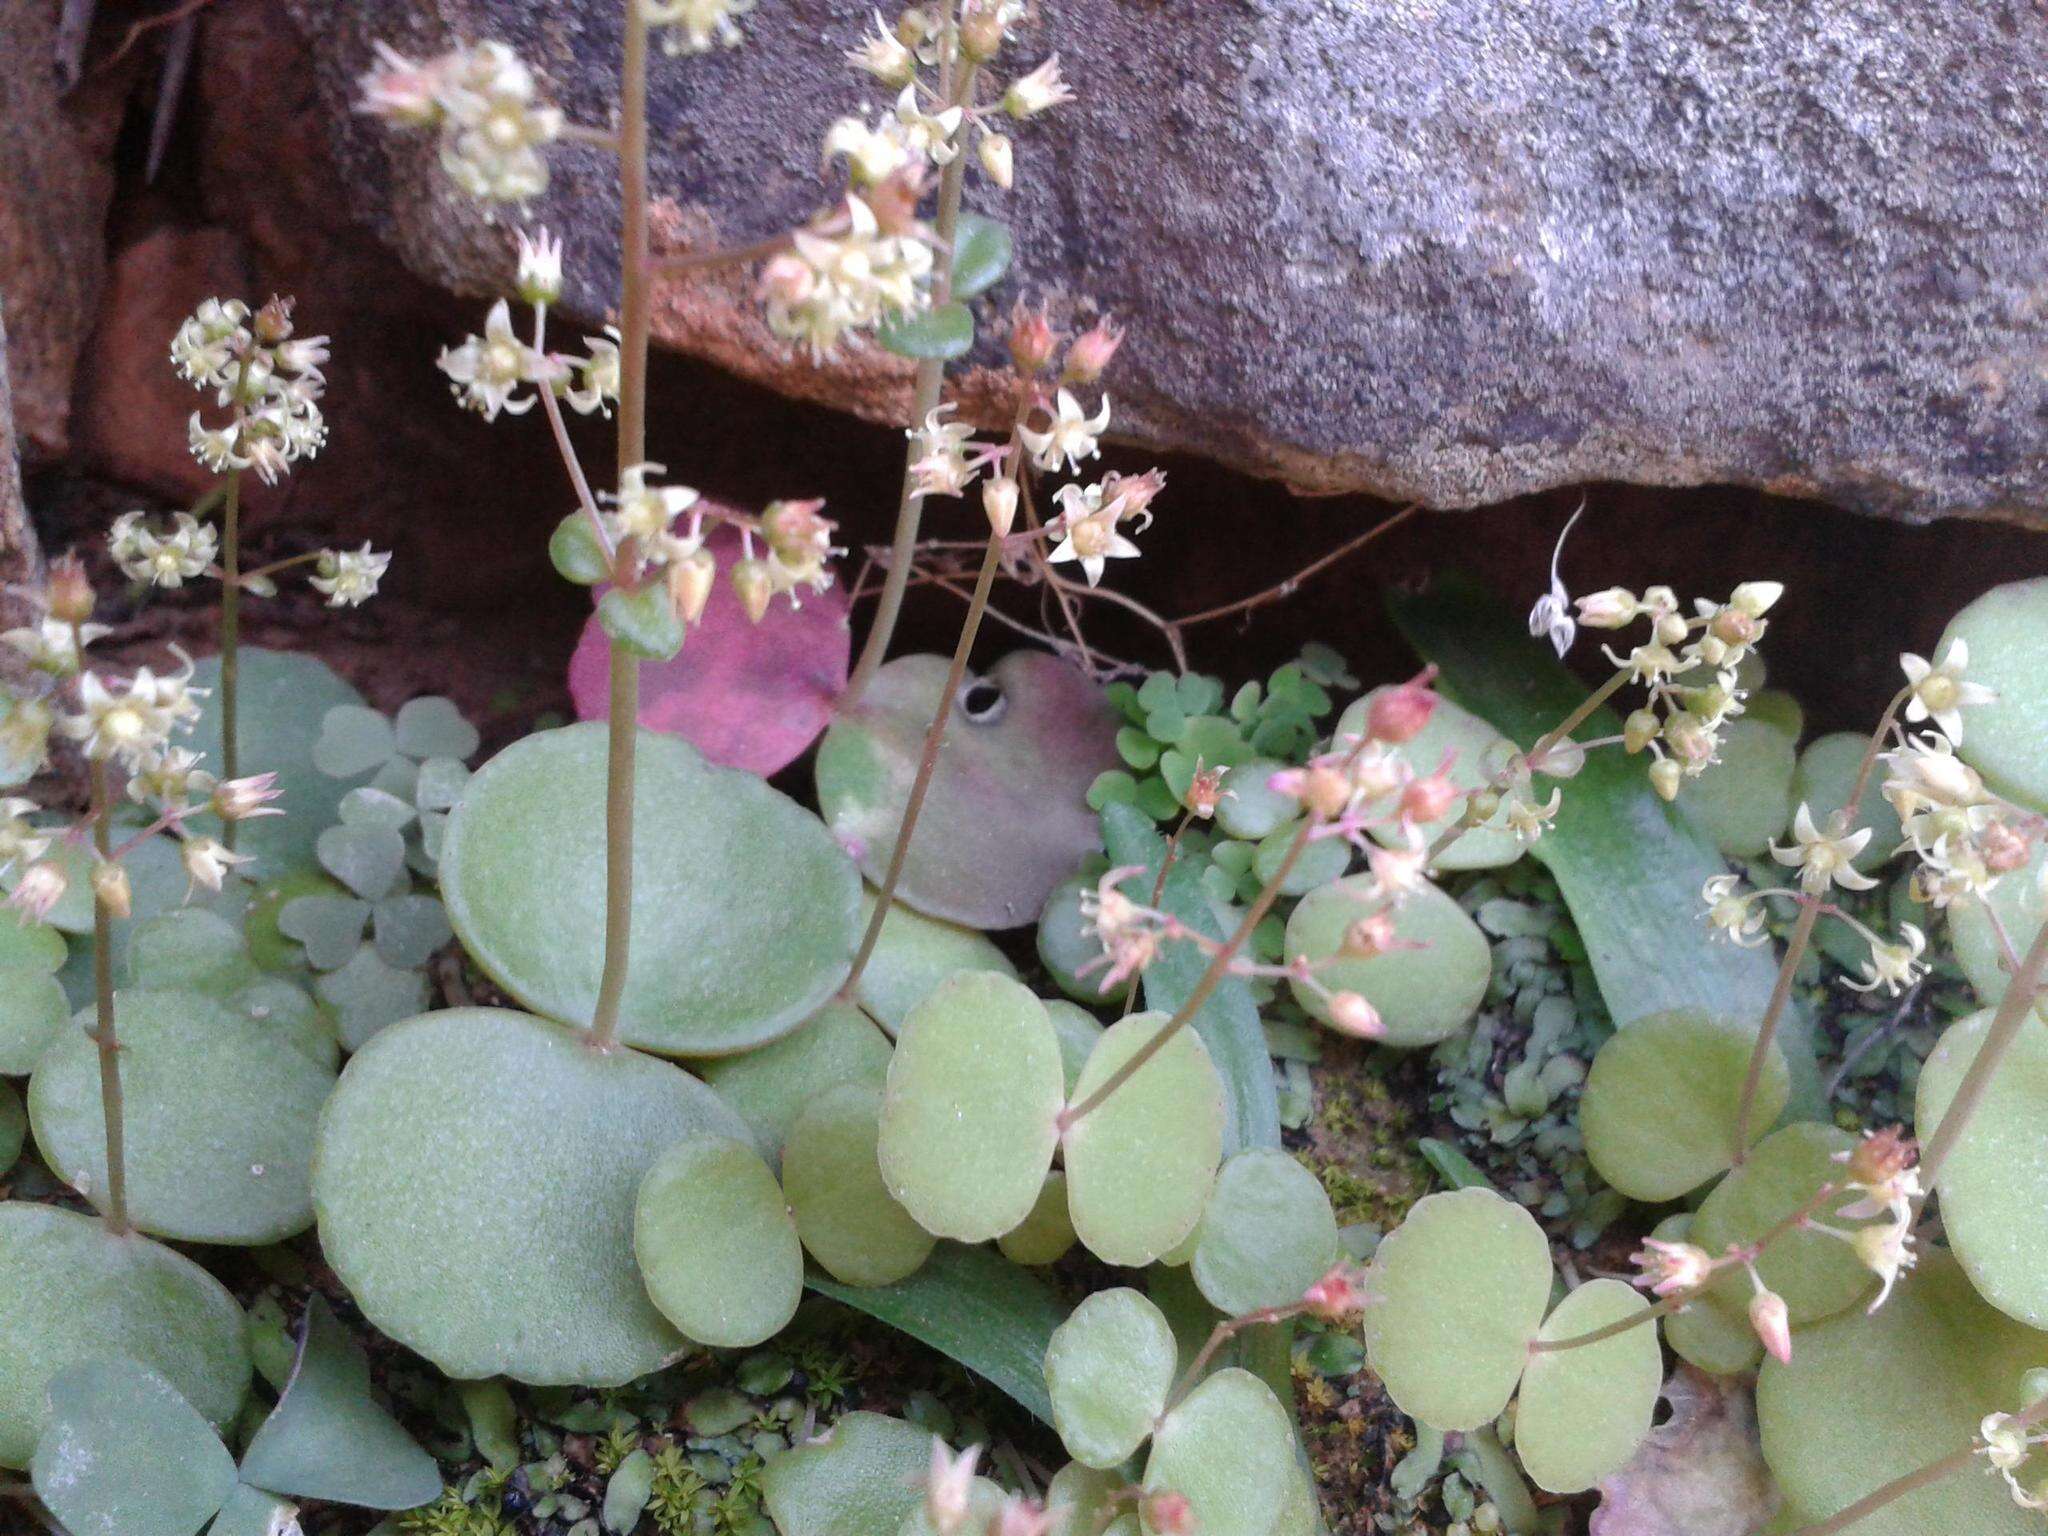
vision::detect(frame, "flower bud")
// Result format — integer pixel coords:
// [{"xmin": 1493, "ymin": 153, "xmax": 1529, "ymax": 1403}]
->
[
  {"xmin": 91, "ymin": 861, "xmax": 131, "ymax": 919},
  {"xmin": 1402, "ymin": 772, "xmax": 1458, "ymax": 825},
  {"xmin": 667, "ymin": 548, "xmax": 717, "ymax": 625},
  {"xmin": 1748, "ymin": 1288, "xmax": 1792, "ymax": 1365},
  {"xmin": 1367, "ymin": 684, "xmax": 1436, "ymax": 745},
  {"xmin": 922, "ymin": 1441, "xmax": 979, "ymax": 1536},
  {"xmin": 1575, "ymin": 587, "xmax": 1638, "ymax": 628},
  {"xmin": 1300, "ymin": 765, "xmax": 1352, "ymax": 820},
  {"xmin": 1303, "ymin": 1261, "xmax": 1372, "ymax": 1321},
  {"xmin": 731, "ymin": 559, "xmax": 773, "ymax": 625},
  {"xmin": 1061, "ymin": 317, "xmax": 1124, "ymax": 385},
  {"xmin": 959, "ymin": 0, "xmax": 1007, "ymax": 63},
  {"xmin": 7, "ymin": 860, "xmax": 68, "ymax": 923},
  {"xmin": 1326, "ymin": 990, "xmax": 1385, "ymax": 1039},
  {"xmin": 1709, "ymin": 606, "xmax": 1760, "ymax": 650},
  {"xmin": 1008, "ymin": 303, "xmax": 1056, "ymax": 375},
  {"xmin": 1655, "ymin": 611, "xmax": 1689, "ymax": 648},
  {"xmin": 976, "ymin": 133, "xmax": 1013, "ymax": 189},
  {"xmin": 212, "ymin": 772, "xmax": 284, "ymax": 822},
  {"xmin": 1982, "ymin": 820, "xmax": 2032, "ymax": 874},
  {"xmin": 1184, "ymin": 761, "xmax": 1224, "ymax": 819},
  {"xmin": 1844, "ymin": 1126, "xmax": 1917, "ymax": 1190},
  {"xmin": 982, "ymin": 477, "xmax": 1019, "ymax": 537},
  {"xmin": 1729, "ymin": 580, "xmax": 1784, "ymax": 617},
  {"xmin": 1665, "ymin": 712, "xmax": 1715, "ymax": 765},
  {"xmin": 47, "ymin": 556, "xmax": 96, "ymax": 627},
  {"xmin": 1465, "ymin": 786, "xmax": 1501, "ymax": 824},
  {"xmin": 1340, "ymin": 911, "xmax": 1398, "ymax": 960},
  {"xmin": 253, "ymin": 295, "xmax": 296, "ymax": 346},
  {"xmin": 515, "ymin": 227, "xmax": 565, "ymax": 307},
  {"xmin": 758, "ymin": 251, "xmax": 817, "ymax": 310},
  {"xmin": 761, "ymin": 498, "xmax": 832, "ymax": 561},
  {"xmin": 1649, "ymin": 757, "xmax": 1683, "ymax": 802}
]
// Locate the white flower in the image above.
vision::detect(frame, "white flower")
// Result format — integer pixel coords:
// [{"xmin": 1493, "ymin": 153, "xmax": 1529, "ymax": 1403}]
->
[
  {"xmin": 1503, "ymin": 784, "xmax": 1562, "ymax": 845},
  {"xmin": 767, "ymin": 196, "xmax": 935, "ymax": 358},
  {"xmin": 921, "ymin": 1440, "xmax": 980, "ymax": 1536},
  {"xmin": 1900, "ymin": 638, "xmax": 1996, "ymax": 745},
  {"xmin": 3, "ymin": 617, "xmax": 109, "ymax": 676},
  {"xmin": 7, "ymin": 860, "xmax": 68, "ymax": 924},
  {"xmin": 181, "ymin": 837, "xmax": 253, "ymax": 898},
  {"xmin": 1771, "ymin": 803, "xmax": 1878, "ymax": 896},
  {"xmin": 128, "ymin": 746, "xmax": 213, "ymax": 808},
  {"xmin": 643, "ymin": 0, "xmax": 754, "ymax": 55},
  {"xmin": 515, "ymin": 226, "xmax": 564, "ymax": 306},
  {"xmin": 169, "ymin": 298, "xmax": 251, "ymax": 390},
  {"xmin": 1002, "ymin": 55, "xmax": 1073, "ymax": 118},
  {"xmin": 0, "ymin": 695, "xmax": 54, "ymax": 776},
  {"xmin": 110, "ymin": 512, "xmax": 218, "ymax": 589},
  {"xmin": 310, "ymin": 545, "xmax": 391, "ymax": 608},
  {"xmin": 562, "ymin": 328, "xmax": 621, "ymax": 416},
  {"xmin": 61, "ymin": 665, "xmax": 197, "ymax": 769},
  {"xmin": 893, "ymin": 84, "xmax": 963, "ymax": 165},
  {"xmin": 977, "ymin": 132, "xmax": 1013, "ymax": 189},
  {"xmin": 188, "ymin": 414, "xmax": 248, "ymax": 475},
  {"xmin": 1701, "ymin": 873, "xmax": 1769, "ymax": 947},
  {"xmin": 1527, "ymin": 500, "xmax": 1584, "ymax": 657},
  {"xmin": 0, "ymin": 799, "xmax": 51, "ymax": 874},
  {"xmin": 1020, "ymin": 389, "xmax": 1110, "ymax": 473},
  {"xmin": 1883, "ymin": 731, "xmax": 1985, "ymax": 820},
  {"xmin": 1047, "ymin": 482, "xmax": 1143, "ymax": 586},
  {"xmin": 1852, "ymin": 1219, "xmax": 1915, "ymax": 1311},
  {"xmin": 822, "ymin": 114, "xmax": 915, "ymax": 185},
  {"xmin": 907, "ymin": 407, "xmax": 979, "ymax": 499},
  {"xmin": 436, "ymin": 43, "xmax": 563, "ymax": 204},
  {"xmin": 846, "ymin": 11, "xmax": 917, "ymax": 86},
  {"xmin": 604, "ymin": 464, "xmax": 700, "ymax": 546},
  {"xmin": 1845, "ymin": 923, "xmax": 1928, "ymax": 996},
  {"xmin": 440, "ymin": 299, "xmax": 542, "ymax": 419}
]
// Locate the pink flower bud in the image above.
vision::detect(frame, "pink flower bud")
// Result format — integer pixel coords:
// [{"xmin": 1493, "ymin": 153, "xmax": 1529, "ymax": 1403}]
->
[
  {"xmin": 1303, "ymin": 1262, "xmax": 1372, "ymax": 1321},
  {"xmin": 1326, "ymin": 991, "xmax": 1384, "ymax": 1040},
  {"xmin": 1299, "ymin": 765, "xmax": 1352, "ymax": 820},
  {"xmin": 989, "ymin": 1496, "xmax": 1054, "ymax": 1536},
  {"xmin": 1367, "ymin": 685, "xmax": 1436, "ymax": 745},
  {"xmin": 758, "ymin": 252, "xmax": 816, "ymax": 310},
  {"xmin": 7, "ymin": 860, "xmax": 68, "ymax": 924},
  {"xmin": 46, "ymin": 555, "xmax": 95, "ymax": 627},
  {"xmin": 1184, "ymin": 760, "xmax": 1223, "ymax": 819},
  {"xmin": 982, "ymin": 478, "xmax": 1019, "ymax": 536},
  {"xmin": 1401, "ymin": 771, "xmax": 1458, "ymax": 825},
  {"xmin": 1062, "ymin": 317, "xmax": 1124, "ymax": 385},
  {"xmin": 1749, "ymin": 1288, "xmax": 1792, "ymax": 1365},
  {"xmin": 1339, "ymin": 912, "xmax": 1397, "ymax": 960},
  {"xmin": 1008, "ymin": 303, "xmax": 1057, "ymax": 375},
  {"xmin": 212, "ymin": 772, "xmax": 284, "ymax": 822},
  {"xmin": 731, "ymin": 559, "xmax": 773, "ymax": 625}
]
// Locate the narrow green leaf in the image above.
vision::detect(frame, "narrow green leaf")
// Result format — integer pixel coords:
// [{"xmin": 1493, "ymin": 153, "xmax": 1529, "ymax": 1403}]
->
[
  {"xmin": 877, "ymin": 302, "xmax": 974, "ymax": 361},
  {"xmin": 1100, "ymin": 802, "xmax": 1281, "ymax": 1152},
  {"xmin": 807, "ymin": 1244, "xmax": 1067, "ymax": 1424},
  {"xmin": 951, "ymin": 214, "xmax": 1014, "ymax": 300},
  {"xmin": 1385, "ymin": 575, "xmax": 1820, "ymax": 1112},
  {"xmin": 1416, "ymin": 1137, "xmax": 1493, "ymax": 1193}
]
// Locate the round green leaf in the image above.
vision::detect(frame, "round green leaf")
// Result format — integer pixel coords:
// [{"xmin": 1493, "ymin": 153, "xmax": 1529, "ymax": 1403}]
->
[
  {"xmin": 702, "ymin": 1000, "xmax": 892, "ymax": 1167},
  {"xmin": 1793, "ymin": 732, "xmax": 1902, "ymax": 873},
  {"xmin": 1581, "ymin": 1011, "xmax": 1788, "ymax": 1202},
  {"xmin": 1047, "ymin": 1464, "xmax": 1139, "ymax": 1536},
  {"xmin": 124, "ymin": 909, "xmax": 254, "ymax": 995},
  {"xmin": 951, "ymin": 213, "xmax": 1014, "ymax": 299},
  {"xmin": 598, "ymin": 583, "xmax": 687, "ymax": 661},
  {"xmin": 877, "ymin": 301, "xmax": 974, "ymax": 360},
  {"xmin": 1918, "ymin": 1007, "xmax": 2048, "ymax": 1326},
  {"xmin": 1044, "ymin": 1000, "xmax": 1105, "ymax": 1096},
  {"xmin": 784, "ymin": 1082, "xmax": 935, "ymax": 1287},
  {"xmin": 762, "ymin": 1411, "xmax": 932, "ymax": 1536},
  {"xmin": 1941, "ymin": 577, "xmax": 2048, "ymax": 812},
  {"xmin": 816, "ymin": 652, "xmax": 1121, "ymax": 929},
  {"xmin": 0, "ymin": 966, "xmax": 67, "ymax": 1075},
  {"xmin": 1214, "ymin": 758, "xmax": 1293, "ymax": 842},
  {"xmin": 1758, "ymin": 1251, "xmax": 2048, "ymax": 1536},
  {"xmin": 1284, "ymin": 875, "xmax": 1491, "ymax": 1047},
  {"xmin": 277, "ymin": 893, "xmax": 371, "ymax": 970},
  {"xmin": 1663, "ymin": 1285, "xmax": 1765, "ymax": 1376},
  {"xmin": 1693, "ymin": 1122, "xmax": 1871, "ymax": 1326},
  {"xmin": 313, "ymin": 704, "xmax": 397, "ymax": 779},
  {"xmin": 1038, "ymin": 875, "xmax": 1132, "ymax": 1006},
  {"xmin": 636, "ymin": 1133, "xmax": 802, "ymax": 1347},
  {"xmin": 370, "ymin": 892, "xmax": 452, "ymax": 970},
  {"xmin": 312, "ymin": 1007, "xmax": 750, "ymax": 1384},
  {"xmin": 1141, "ymin": 1368, "xmax": 1311, "ymax": 1536},
  {"xmin": 1679, "ymin": 716, "xmax": 1797, "ymax": 859},
  {"xmin": 1190, "ymin": 1148, "xmax": 1341, "ymax": 1316},
  {"xmin": 0, "ymin": 915, "xmax": 64, "ymax": 973},
  {"xmin": 32, "ymin": 1359, "xmax": 237, "ymax": 1536},
  {"xmin": 189, "ymin": 648, "xmax": 370, "ymax": 873},
  {"xmin": 1253, "ymin": 818, "xmax": 1351, "ymax": 896},
  {"xmin": 317, "ymin": 823, "xmax": 406, "ymax": 902},
  {"xmin": 1360, "ymin": 1187, "xmax": 1553, "ymax": 1431},
  {"xmin": 1517, "ymin": 1279, "xmax": 1663, "ymax": 1494},
  {"xmin": 0, "ymin": 1080, "xmax": 23, "ymax": 1175},
  {"xmin": 442, "ymin": 722, "xmax": 859, "ymax": 1055},
  {"xmin": 879, "ymin": 972, "xmax": 1062, "ymax": 1241},
  {"xmin": 1045, "ymin": 1288, "xmax": 1177, "ymax": 1469},
  {"xmin": 0, "ymin": 1203, "xmax": 250, "ymax": 1469},
  {"xmin": 550, "ymin": 511, "xmax": 610, "ymax": 585},
  {"xmin": 1950, "ymin": 838, "xmax": 2046, "ymax": 1009},
  {"xmin": 29, "ymin": 989, "xmax": 336, "ymax": 1244},
  {"xmin": 207, "ymin": 1485, "xmax": 303, "ymax": 1536},
  {"xmin": 997, "ymin": 1172, "xmax": 1077, "ymax": 1266},
  {"xmin": 852, "ymin": 889, "xmax": 1017, "ymax": 1034},
  {"xmin": 237, "ymin": 1294, "xmax": 440, "ymax": 1510},
  {"xmin": 1063, "ymin": 1012, "xmax": 1226, "ymax": 1267},
  {"xmin": 1335, "ymin": 691, "xmax": 1522, "ymax": 870}
]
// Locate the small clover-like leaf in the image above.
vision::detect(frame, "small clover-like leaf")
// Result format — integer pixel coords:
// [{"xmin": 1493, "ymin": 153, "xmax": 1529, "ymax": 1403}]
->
[
  {"xmin": 316, "ymin": 824, "xmax": 407, "ymax": 903},
  {"xmin": 393, "ymin": 696, "xmax": 481, "ymax": 763},
  {"xmin": 277, "ymin": 894, "xmax": 372, "ymax": 972},
  {"xmin": 338, "ymin": 786, "xmax": 417, "ymax": 832},
  {"xmin": 1517, "ymin": 1279, "xmax": 1663, "ymax": 1494},
  {"xmin": 370, "ymin": 893, "xmax": 453, "ymax": 972},
  {"xmin": 1360, "ymin": 1188, "xmax": 1553, "ymax": 1431},
  {"xmin": 31, "ymin": 1360, "xmax": 236, "ymax": 1536},
  {"xmin": 1045, "ymin": 1288, "xmax": 1177, "ymax": 1469},
  {"xmin": 877, "ymin": 301, "xmax": 974, "ymax": 360},
  {"xmin": 313, "ymin": 945, "xmax": 431, "ymax": 1052},
  {"xmin": 413, "ymin": 757, "xmax": 472, "ymax": 813},
  {"xmin": 635, "ymin": 1134, "xmax": 803, "ymax": 1347},
  {"xmin": 313, "ymin": 704, "xmax": 398, "ymax": 780},
  {"xmin": 951, "ymin": 213, "xmax": 1014, "ymax": 299}
]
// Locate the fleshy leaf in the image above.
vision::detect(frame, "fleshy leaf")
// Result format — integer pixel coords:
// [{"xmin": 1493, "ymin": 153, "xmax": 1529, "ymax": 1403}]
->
[
  {"xmin": 951, "ymin": 213, "xmax": 1014, "ymax": 299},
  {"xmin": 1189, "ymin": 1148, "xmax": 1340, "ymax": 1316},
  {"xmin": 316, "ymin": 824, "xmax": 407, "ymax": 903},
  {"xmin": 996, "ymin": 1172, "xmax": 1077, "ymax": 1267},
  {"xmin": 370, "ymin": 893, "xmax": 452, "ymax": 971},
  {"xmin": 0, "ymin": 965, "xmax": 68, "ymax": 1075},
  {"xmin": 1518, "ymin": 1279, "xmax": 1664, "ymax": 1494},
  {"xmin": 1677, "ymin": 717, "xmax": 1797, "ymax": 859},
  {"xmin": 702, "ymin": 1001, "xmax": 893, "ymax": 1167},
  {"xmin": 635, "ymin": 1133, "xmax": 803, "ymax": 1347},
  {"xmin": 314, "ymin": 945, "xmax": 430, "ymax": 1052},
  {"xmin": 1044, "ymin": 1288, "xmax": 1176, "ymax": 1469},
  {"xmin": 761, "ymin": 1412, "xmax": 933, "ymax": 1536},
  {"xmin": 569, "ymin": 526, "xmax": 850, "ymax": 777},
  {"xmin": 877, "ymin": 301, "xmax": 974, "ymax": 360},
  {"xmin": 312, "ymin": 1008, "xmax": 751, "ymax": 1384},
  {"xmin": 441, "ymin": 722, "xmax": 859, "ymax": 1055},
  {"xmin": 597, "ymin": 583, "xmax": 687, "ymax": 662},
  {"xmin": 1949, "ymin": 838, "xmax": 2045, "ymax": 1009},
  {"xmin": 237, "ymin": 1294, "xmax": 439, "ymax": 1509},
  {"xmin": 1141, "ymin": 1369, "xmax": 1314, "ymax": 1536},
  {"xmin": 878, "ymin": 972, "xmax": 1063, "ymax": 1242},
  {"xmin": 31, "ymin": 1360, "xmax": 236, "ymax": 1536},
  {"xmin": 817, "ymin": 652, "xmax": 1121, "ymax": 929},
  {"xmin": 1940, "ymin": 576, "xmax": 2048, "ymax": 813},
  {"xmin": 1581, "ymin": 1011, "xmax": 1788, "ymax": 1202},
  {"xmin": 1063, "ymin": 1012, "xmax": 1225, "ymax": 1267},
  {"xmin": 206, "ymin": 1485, "xmax": 303, "ymax": 1536},
  {"xmin": 850, "ymin": 890, "xmax": 1017, "ymax": 1035},
  {"xmin": 1757, "ymin": 1251, "xmax": 2048, "ymax": 1536},
  {"xmin": 313, "ymin": 705, "xmax": 398, "ymax": 780},
  {"xmin": 1360, "ymin": 1187, "xmax": 1553, "ymax": 1431},
  {"xmin": 29, "ymin": 989, "xmax": 336, "ymax": 1245},
  {"xmin": 549, "ymin": 511, "xmax": 611, "ymax": 586},
  {"xmin": 1917, "ymin": 1007, "xmax": 2048, "ymax": 1327},
  {"xmin": 0, "ymin": 1081, "xmax": 22, "ymax": 1176},
  {"xmin": 276, "ymin": 894, "xmax": 371, "ymax": 971},
  {"xmin": 0, "ymin": 1204, "xmax": 249, "ymax": 1469},
  {"xmin": 784, "ymin": 1083, "xmax": 934, "ymax": 1287},
  {"xmin": 1284, "ymin": 874, "xmax": 1491, "ymax": 1048}
]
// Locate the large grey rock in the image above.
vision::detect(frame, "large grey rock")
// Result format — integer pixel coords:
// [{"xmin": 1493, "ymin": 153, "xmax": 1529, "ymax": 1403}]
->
[{"xmin": 283, "ymin": 0, "xmax": 2048, "ymax": 523}]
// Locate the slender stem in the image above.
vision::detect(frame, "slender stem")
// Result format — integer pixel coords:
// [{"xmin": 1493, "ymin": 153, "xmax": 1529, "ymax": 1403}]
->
[
  {"xmin": 532, "ymin": 306, "xmax": 614, "ymax": 559},
  {"xmin": 650, "ymin": 232, "xmax": 792, "ymax": 274},
  {"xmin": 1175, "ymin": 503, "xmax": 1421, "ymax": 628},
  {"xmin": 218, "ymin": 468, "xmax": 243, "ymax": 850},
  {"xmin": 843, "ymin": 523, "xmax": 1006, "ymax": 991},
  {"xmin": 842, "ymin": 12, "xmax": 973, "ymax": 710},
  {"xmin": 1843, "ymin": 687, "xmax": 1911, "ymax": 820},
  {"xmin": 1919, "ymin": 920, "xmax": 2048, "ymax": 1187},
  {"xmin": 1733, "ymin": 899, "xmax": 1818, "ymax": 1161},
  {"xmin": 1166, "ymin": 1304, "xmax": 1301, "ymax": 1412},
  {"xmin": 234, "ymin": 549, "xmax": 324, "ymax": 584},
  {"xmin": 1786, "ymin": 1396, "xmax": 2048, "ymax": 1536},
  {"xmin": 588, "ymin": 0, "xmax": 653, "ymax": 1052},
  {"xmin": 86, "ymin": 761, "xmax": 127, "ymax": 1235}
]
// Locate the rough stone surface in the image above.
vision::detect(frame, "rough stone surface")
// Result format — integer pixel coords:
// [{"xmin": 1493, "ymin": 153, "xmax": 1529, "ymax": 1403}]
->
[
  {"xmin": 281, "ymin": 0, "xmax": 2048, "ymax": 523},
  {"xmin": 0, "ymin": 3, "xmax": 122, "ymax": 460}
]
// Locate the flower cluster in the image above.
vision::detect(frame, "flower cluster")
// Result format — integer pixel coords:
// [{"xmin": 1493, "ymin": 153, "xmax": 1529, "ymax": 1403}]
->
[
  {"xmin": 1571, "ymin": 581, "xmax": 1782, "ymax": 801},
  {"xmin": 356, "ymin": 40, "xmax": 564, "ymax": 205},
  {"xmin": 439, "ymin": 293, "xmax": 620, "ymax": 423},
  {"xmin": 642, "ymin": 0, "xmax": 753, "ymax": 56},
  {"xmin": 108, "ymin": 513, "xmax": 217, "ymax": 589},
  {"xmin": 174, "ymin": 296, "xmax": 330, "ymax": 487},
  {"xmin": 1980, "ymin": 1410, "xmax": 2048, "ymax": 1511},
  {"xmin": 760, "ymin": 196, "xmax": 937, "ymax": 360}
]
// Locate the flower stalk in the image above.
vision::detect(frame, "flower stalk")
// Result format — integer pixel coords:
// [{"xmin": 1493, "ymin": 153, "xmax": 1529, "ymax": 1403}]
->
[
  {"xmin": 86, "ymin": 760, "xmax": 128, "ymax": 1235},
  {"xmin": 217, "ymin": 467, "xmax": 244, "ymax": 850}
]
